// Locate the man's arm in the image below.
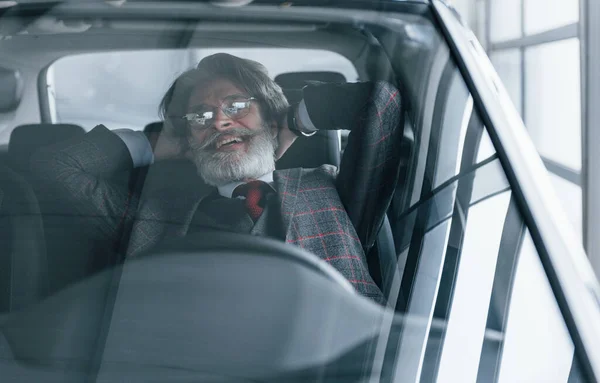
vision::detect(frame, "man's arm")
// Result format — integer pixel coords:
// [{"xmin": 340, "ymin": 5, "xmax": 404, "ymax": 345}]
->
[
  {"xmin": 300, "ymin": 82, "xmax": 377, "ymax": 131},
  {"xmin": 30, "ymin": 125, "xmax": 145, "ymax": 244},
  {"xmin": 301, "ymin": 81, "xmax": 406, "ymax": 252}
]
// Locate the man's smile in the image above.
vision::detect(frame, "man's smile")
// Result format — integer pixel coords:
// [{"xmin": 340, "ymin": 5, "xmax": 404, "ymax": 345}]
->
[{"xmin": 214, "ymin": 134, "xmax": 247, "ymax": 151}]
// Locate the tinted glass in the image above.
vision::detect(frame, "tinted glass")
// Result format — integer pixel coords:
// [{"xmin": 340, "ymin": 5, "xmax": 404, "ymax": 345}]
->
[
  {"xmin": 384, "ymin": 53, "xmax": 584, "ymax": 382},
  {"xmin": 45, "ymin": 48, "xmax": 358, "ymax": 133},
  {"xmin": 0, "ymin": 2, "xmax": 588, "ymax": 382}
]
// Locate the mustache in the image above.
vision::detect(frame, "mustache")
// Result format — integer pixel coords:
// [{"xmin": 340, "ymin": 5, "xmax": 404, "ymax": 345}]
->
[{"xmin": 195, "ymin": 127, "xmax": 259, "ymax": 151}]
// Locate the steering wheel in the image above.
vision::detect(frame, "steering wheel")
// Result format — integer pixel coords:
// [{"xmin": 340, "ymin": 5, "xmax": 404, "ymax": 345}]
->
[
  {"xmin": 146, "ymin": 230, "xmax": 356, "ymax": 294},
  {"xmin": 2, "ymin": 231, "xmax": 391, "ymax": 382}
]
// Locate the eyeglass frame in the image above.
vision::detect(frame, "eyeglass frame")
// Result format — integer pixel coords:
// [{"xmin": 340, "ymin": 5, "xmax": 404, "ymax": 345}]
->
[{"xmin": 174, "ymin": 95, "xmax": 257, "ymax": 131}]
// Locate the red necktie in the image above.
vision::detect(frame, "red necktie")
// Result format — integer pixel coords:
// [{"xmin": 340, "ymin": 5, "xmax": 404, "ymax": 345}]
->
[{"xmin": 232, "ymin": 180, "xmax": 269, "ymax": 222}]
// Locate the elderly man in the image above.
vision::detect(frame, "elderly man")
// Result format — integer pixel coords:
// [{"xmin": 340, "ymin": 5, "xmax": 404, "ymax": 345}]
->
[{"xmin": 32, "ymin": 53, "xmax": 405, "ymax": 303}]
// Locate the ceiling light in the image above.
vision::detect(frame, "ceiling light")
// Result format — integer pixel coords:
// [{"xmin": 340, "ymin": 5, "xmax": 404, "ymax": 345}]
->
[
  {"xmin": 0, "ymin": 1, "xmax": 17, "ymax": 8},
  {"xmin": 210, "ymin": 0, "xmax": 254, "ymax": 7}
]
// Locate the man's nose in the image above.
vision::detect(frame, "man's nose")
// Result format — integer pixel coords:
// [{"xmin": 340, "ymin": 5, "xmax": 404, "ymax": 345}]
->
[{"xmin": 212, "ymin": 108, "xmax": 234, "ymax": 131}]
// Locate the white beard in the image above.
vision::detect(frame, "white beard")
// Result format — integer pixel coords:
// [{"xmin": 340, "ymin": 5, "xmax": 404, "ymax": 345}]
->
[{"xmin": 188, "ymin": 126, "xmax": 277, "ymax": 187}]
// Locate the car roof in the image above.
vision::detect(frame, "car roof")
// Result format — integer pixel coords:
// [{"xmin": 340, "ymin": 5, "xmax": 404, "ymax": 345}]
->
[
  {"xmin": 0, "ymin": 1, "xmax": 434, "ymax": 76},
  {"xmin": 0, "ymin": 0, "xmax": 438, "ymax": 137}
]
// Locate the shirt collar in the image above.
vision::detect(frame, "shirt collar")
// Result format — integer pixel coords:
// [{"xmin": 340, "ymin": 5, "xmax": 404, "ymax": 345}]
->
[{"xmin": 217, "ymin": 172, "xmax": 275, "ymax": 198}]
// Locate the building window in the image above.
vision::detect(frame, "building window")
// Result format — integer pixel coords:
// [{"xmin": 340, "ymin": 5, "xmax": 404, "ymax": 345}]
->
[{"xmin": 486, "ymin": 0, "xmax": 582, "ymax": 241}]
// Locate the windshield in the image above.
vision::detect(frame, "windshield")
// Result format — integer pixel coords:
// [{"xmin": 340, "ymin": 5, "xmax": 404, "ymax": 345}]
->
[
  {"xmin": 44, "ymin": 48, "xmax": 358, "ymax": 132},
  {"xmin": 0, "ymin": 1, "xmax": 588, "ymax": 382}
]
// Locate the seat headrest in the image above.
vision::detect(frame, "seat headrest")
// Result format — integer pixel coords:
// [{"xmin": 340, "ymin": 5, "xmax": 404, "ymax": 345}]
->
[
  {"xmin": 274, "ymin": 72, "xmax": 345, "ymax": 169},
  {"xmin": 275, "ymin": 71, "xmax": 346, "ymax": 104},
  {"xmin": 8, "ymin": 124, "xmax": 85, "ymax": 173},
  {"xmin": 144, "ymin": 122, "xmax": 163, "ymax": 134},
  {"xmin": 276, "ymin": 130, "xmax": 340, "ymax": 170},
  {"xmin": 0, "ymin": 67, "xmax": 23, "ymax": 113},
  {"xmin": 275, "ymin": 71, "xmax": 347, "ymax": 89}
]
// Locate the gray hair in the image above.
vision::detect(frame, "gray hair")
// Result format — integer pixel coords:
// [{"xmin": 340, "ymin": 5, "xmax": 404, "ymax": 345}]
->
[{"xmin": 159, "ymin": 53, "xmax": 289, "ymax": 137}]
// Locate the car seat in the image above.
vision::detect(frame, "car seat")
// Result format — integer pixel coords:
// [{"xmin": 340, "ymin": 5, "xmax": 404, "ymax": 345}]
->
[
  {"xmin": 8, "ymin": 123, "xmax": 92, "ymax": 294},
  {"xmin": 8, "ymin": 123, "xmax": 84, "ymax": 176},
  {"xmin": 0, "ymin": 164, "xmax": 48, "ymax": 313},
  {"xmin": 274, "ymin": 72, "xmax": 405, "ymax": 293}
]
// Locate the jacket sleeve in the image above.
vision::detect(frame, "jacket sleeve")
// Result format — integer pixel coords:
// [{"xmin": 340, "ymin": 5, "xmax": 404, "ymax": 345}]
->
[
  {"xmin": 303, "ymin": 81, "xmax": 406, "ymax": 251},
  {"xmin": 30, "ymin": 124, "xmax": 140, "ymax": 247}
]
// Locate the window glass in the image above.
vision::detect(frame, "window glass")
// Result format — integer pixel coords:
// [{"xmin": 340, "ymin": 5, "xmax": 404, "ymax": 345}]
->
[
  {"xmin": 490, "ymin": 49, "xmax": 522, "ymax": 115},
  {"xmin": 391, "ymin": 219, "xmax": 453, "ymax": 381},
  {"xmin": 432, "ymin": 71, "xmax": 473, "ymax": 189},
  {"xmin": 476, "ymin": 129, "xmax": 497, "ymax": 163},
  {"xmin": 495, "ymin": 231, "xmax": 575, "ymax": 382},
  {"xmin": 489, "ymin": 0, "xmax": 522, "ymax": 42},
  {"xmin": 435, "ymin": 190, "xmax": 512, "ymax": 382},
  {"xmin": 0, "ymin": 4, "xmax": 589, "ymax": 381},
  {"xmin": 388, "ymin": 156, "xmax": 582, "ymax": 382},
  {"xmin": 525, "ymin": 38, "xmax": 581, "ymax": 171},
  {"xmin": 524, "ymin": 0, "xmax": 579, "ymax": 35},
  {"xmin": 403, "ymin": 56, "xmax": 487, "ymax": 205},
  {"xmin": 386, "ymin": 47, "xmax": 581, "ymax": 379},
  {"xmin": 48, "ymin": 48, "xmax": 358, "ymax": 131},
  {"xmin": 49, "ymin": 50, "xmax": 193, "ymax": 131}
]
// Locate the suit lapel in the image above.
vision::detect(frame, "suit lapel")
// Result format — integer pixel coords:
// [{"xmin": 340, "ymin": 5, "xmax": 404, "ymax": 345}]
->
[
  {"xmin": 151, "ymin": 169, "xmax": 303, "ymax": 240},
  {"xmin": 274, "ymin": 168, "xmax": 302, "ymax": 241},
  {"xmin": 178, "ymin": 187, "xmax": 215, "ymax": 236}
]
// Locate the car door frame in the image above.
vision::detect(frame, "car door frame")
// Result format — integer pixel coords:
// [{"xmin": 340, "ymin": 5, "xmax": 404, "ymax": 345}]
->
[{"xmin": 431, "ymin": 0, "xmax": 600, "ymax": 381}]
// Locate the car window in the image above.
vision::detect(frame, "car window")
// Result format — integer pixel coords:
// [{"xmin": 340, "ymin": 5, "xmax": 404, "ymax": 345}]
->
[
  {"xmin": 0, "ymin": 2, "xmax": 594, "ymax": 382},
  {"xmin": 45, "ymin": 48, "xmax": 359, "ymax": 133},
  {"xmin": 384, "ymin": 50, "xmax": 584, "ymax": 382}
]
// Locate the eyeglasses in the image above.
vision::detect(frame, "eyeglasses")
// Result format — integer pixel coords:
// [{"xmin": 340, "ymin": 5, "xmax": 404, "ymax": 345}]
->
[{"xmin": 178, "ymin": 95, "xmax": 256, "ymax": 130}]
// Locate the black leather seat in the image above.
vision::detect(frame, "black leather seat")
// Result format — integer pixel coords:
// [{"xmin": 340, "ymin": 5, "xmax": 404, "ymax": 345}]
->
[
  {"xmin": 0, "ymin": 164, "xmax": 48, "ymax": 313},
  {"xmin": 8, "ymin": 123, "xmax": 84, "ymax": 176},
  {"xmin": 8, "ymin": 123, "xmax": 89, "ymax": 294},
  {"xmin": 0, "ymin": 124, "xmax": 85, "ymax": 311},
  {"xmin": 275, "ymin": 71, "xmax": 347, "ymax": 102},
  {"xmin": 275, "ymin": 71, "xmax": 344, "ymax": 170},
  {"xmin": 143, "ymin": 121, "xmax": 162, "ymax": 135}
]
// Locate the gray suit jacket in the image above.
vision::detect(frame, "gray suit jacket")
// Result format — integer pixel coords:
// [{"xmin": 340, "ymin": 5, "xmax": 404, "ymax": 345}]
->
[{"xmin": 31, "ymin": 82, "xmax": 405, "ymax": 303}]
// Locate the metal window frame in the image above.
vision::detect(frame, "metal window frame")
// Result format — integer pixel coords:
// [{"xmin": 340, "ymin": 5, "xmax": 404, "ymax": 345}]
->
[
  {"xmin": 542, "ymin": 157, "xmax": 582, "ymax": 186},
  {"xmin": 581, "ymin": 0, "xmax": 600, "ymax": 277},
  {"xmin": 484, "ymin": 0, "xmax": 583, "ymax": 236},
  {"xmin": 431, "ymin": 2, "xmax": 600, "ymax": 381},
  {"xmin": 490, "ymin": 23, "xmax": 579, "ymax": 51}
]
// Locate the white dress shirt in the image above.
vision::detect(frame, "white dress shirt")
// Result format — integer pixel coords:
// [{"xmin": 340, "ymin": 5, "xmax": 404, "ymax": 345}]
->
[{"xmin": 217, "ymin": 172, "xmax": 274, "ymax": 198}]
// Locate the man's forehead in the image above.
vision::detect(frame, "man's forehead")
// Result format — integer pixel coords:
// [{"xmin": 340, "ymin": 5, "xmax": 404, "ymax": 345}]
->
[{"xmin": 187, "ymin": 79, "xmax": 245, "ymax": 107}]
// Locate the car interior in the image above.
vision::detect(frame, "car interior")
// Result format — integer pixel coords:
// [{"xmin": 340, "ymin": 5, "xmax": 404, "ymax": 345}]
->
[
  {"xmin": 0, "ymin": 1, "xmax": 436, "ymax": 305},
  {"xmin": 0, "ymin": 1, "xmax": 550, "ymax": 381}
]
